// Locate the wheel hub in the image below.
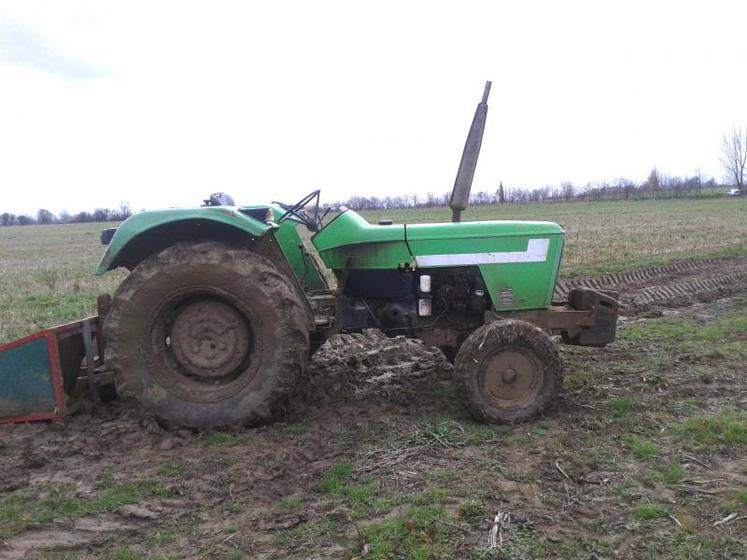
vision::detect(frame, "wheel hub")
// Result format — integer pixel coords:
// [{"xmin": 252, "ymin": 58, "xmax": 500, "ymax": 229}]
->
[
  {"xmin": 501, "ymin": 368, "xmax": 518, "ymax": 384},
  {"xmin": 480, "ymin": 348, "xmax": 541, "ymax": 410},
  {"xmin": 170, "ymin": 299, "xmax": 250, "ymax": 379}
]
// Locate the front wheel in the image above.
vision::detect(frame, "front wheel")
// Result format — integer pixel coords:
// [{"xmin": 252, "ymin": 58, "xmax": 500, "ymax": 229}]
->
[
  {"xmin": 105, "ymin": 242, "xmax": 310, "ymax": 428},
  {"xmin": 454, "ymin": 320, "xmax": 563, "ymax": 423}
]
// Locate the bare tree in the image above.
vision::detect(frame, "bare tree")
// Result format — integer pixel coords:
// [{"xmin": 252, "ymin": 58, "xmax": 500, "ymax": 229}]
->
[
  {"xmin": 721, "ymin": 126, "xmax": 747, "ymax": 192},
  {"xmin": 37, "ymin": 209, "xmax": 56, "ymax": 225}
]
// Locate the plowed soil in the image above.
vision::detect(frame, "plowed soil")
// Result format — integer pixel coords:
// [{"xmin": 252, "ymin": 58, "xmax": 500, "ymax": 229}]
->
[
  {"xmin": 1, "ymin": 257, "xmax": 746, "ymax": 560},
  {"xmin": 555, "ymin": 254, "xmax": 747, "ymax": 318}
]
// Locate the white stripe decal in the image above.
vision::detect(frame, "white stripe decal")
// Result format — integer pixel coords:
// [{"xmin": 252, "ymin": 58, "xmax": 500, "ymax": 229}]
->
[{"xmin": 414, "ymin": 238, "xmax": 550, "ymax": 267}]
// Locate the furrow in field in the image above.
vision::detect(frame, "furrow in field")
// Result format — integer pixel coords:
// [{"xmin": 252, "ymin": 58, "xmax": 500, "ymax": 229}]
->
[{"xmin": 553, "ymin": 254, "xmax": 747, "ymax": 316}]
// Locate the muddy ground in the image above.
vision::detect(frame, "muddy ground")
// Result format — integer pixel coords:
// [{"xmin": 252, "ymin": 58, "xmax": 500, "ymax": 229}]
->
[{"xmin": 1, "ymin": 257, "xmax": 746, "ymax": 560}]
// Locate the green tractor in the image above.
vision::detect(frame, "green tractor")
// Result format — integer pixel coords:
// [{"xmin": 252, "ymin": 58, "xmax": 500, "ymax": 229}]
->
[{"xmin": 96, "ymin": 82, "xmax": 618, "ymax": 428}]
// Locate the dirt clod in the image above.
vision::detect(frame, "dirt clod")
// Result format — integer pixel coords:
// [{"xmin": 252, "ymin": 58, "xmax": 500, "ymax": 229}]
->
[{"xmin": 118, "ymin": 504, "xmax": 160, "ymax": 520}]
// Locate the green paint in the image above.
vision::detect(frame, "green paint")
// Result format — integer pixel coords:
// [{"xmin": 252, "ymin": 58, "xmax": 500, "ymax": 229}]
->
[
  {"xmin": 96, "ymin": 205, "xmax": 274, "ymax": 274},
  {"xmin": 311, "ymin": 210, "xmax": 411, "ymax": 269},
  {"xmin": 313, "ymin": 209, "xmax": 565, "ymax": 310},
  {"xmin": 269, "ymin": 207, "xmax": 326, "ymax": 290},
  {"xmin": 96, "ymin": 204, "xmax": 326, "ymax": 290},
  {"xmin": 0, "ymin": 337, "xmax": 55, "ymax": 417}
]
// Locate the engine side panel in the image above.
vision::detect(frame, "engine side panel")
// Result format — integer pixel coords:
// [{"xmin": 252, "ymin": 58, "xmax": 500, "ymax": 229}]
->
[{"xmin": 406, "ymin": 223, "xmax": 565, "ymax": 310}]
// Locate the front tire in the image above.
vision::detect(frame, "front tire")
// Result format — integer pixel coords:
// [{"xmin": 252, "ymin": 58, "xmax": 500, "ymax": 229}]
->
[
  {"xmin": 455, "ymin": 320, "xmax": 562, "ymax": 423},
  {"xmin": 105, "ymin": 242, "xmax": 310, "ymax": 428}
]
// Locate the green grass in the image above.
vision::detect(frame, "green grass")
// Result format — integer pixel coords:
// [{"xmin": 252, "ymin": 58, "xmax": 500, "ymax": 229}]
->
[
  {"xmin": 407, "ymin": 418, "xmax": 508, "ymax": 448},
  {"xmin": 225, "ymin": 500, "xmax": 241, "ymax": 513},
  {"xmin": 357, "ymin": 504, "xmax": 459, "ymax": 560},
  {"xmin": 0, "ymin": 221, "xmax": 126, "ymax": 343},
  {"xmin": 632, "ymin": 503, "xmax": 669, "ymax": 520},
  {"xmin": 622, "ymin": 319, "xmax": 698, "ymax": 342},
  {"xmin": 276, "ymin": 496, "xmax": 301, "ymax": 511},
  {"xmin": 200, "ymin": 432, "xmax": 242, "ymax": 447},
  {"xmin": 673, "ymin": 411, "xmax": 747, "ymax": 448},
  {"xmin": 158, "ymin": 462, "xmax": 189, "ymax": 477},
  {"xmin": 150, "ymin": 524, "xmax": 199, "ymax": 547},
  {"xmin": 107, "ymin": 548, "xmax": 144, "ymax": 560},
  {"xmin": 661, "ymin": 463, "xmax": 686, "ymax": 485},
  {"xmin": 623, "ymin": 313, "xmax": 747, "ymax": 360},
  {"xmin": 608, "ymin": 396, "xmax": 640, "ymax": 416},
  {"xmin": 458, "ymin": 499, "xmax": 485, "ymax": 522},
  {"xmin": 624, "ymin": 435, "xmax": 658, "ymax": 460},
  {"xmin": 318, "ymin": 463, "xmax": 355, "ymax": 493},
  {"xmin": 0, "ymin": 480, "xmax": 172, "ymax": 539},
  {"xmin": 273, "ymin": 517, "xmax": 340, "ymax": 548}
]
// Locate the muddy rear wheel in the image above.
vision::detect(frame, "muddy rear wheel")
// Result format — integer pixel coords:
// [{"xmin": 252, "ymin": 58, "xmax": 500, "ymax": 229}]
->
[
  {"xmin": 455, "ymin": 319, "xmax": 562, "ymax": 423},
  {"xmin": 105, "ymin": 241, "xmax": 310, "ymax": 428}
]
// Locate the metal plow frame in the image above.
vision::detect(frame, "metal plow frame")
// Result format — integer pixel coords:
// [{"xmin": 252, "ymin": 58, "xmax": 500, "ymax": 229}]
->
[{"xmin": 0, "ymin": 317, "xmax": 100, "ymax": 424}]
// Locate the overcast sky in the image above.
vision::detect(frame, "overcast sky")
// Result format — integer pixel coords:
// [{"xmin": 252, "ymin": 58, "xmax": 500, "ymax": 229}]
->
[{"xmin": 1, "ymin": 1, "xmax": 745, "ymax": 215}]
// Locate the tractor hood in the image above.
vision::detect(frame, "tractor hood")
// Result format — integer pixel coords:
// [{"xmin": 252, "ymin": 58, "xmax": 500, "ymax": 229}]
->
[
  {"xmin": 312, "ymin": 208, "xmax": 566, "ymax": 309},
  {"xmin": 312, "ymin": 208, "xmax": 564, "ymax": 270}
]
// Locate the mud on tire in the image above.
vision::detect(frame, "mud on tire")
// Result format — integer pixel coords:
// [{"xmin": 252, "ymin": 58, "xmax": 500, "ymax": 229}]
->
[
  {"xmin": 104, "ymin": 241, "xmax": 310, "ymax": 428},
  {"xmin": 455, "ymin": 319, "xmax": 563, "ymax": 423}
]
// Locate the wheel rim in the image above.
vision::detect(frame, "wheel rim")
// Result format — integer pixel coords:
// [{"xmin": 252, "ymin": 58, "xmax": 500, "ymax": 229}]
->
[
  {"xmin": 170, "ymin": 299, "xmax": 251, "ymax": 378},
  {"xmin": 147, "ymin": 290, "xmax": 259, "ymax": 403},
  {"xmin": 478, "ymin": 347, "xmax": 543, "ymax": 410}
]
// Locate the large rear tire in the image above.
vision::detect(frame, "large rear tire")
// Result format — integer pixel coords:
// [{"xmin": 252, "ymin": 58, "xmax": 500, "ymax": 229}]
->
[
  {"xmin": 104, "ymin": 242, "xmax": 310, "ymax": 428},
  {"xmin": 455, "ymin": 320, "xmax": 562, "ymax": 423}
]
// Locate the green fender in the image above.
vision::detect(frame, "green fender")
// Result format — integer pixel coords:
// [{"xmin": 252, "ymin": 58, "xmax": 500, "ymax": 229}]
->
[{"xmin": 96, "ymin": 206, "xmax": 274, "ymax": 274}]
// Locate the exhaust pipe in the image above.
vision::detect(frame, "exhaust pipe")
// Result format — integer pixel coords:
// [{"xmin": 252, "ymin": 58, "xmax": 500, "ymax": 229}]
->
[{"xmin": 449, "ymin": 81, "xmax": 491, "ymax": 222}]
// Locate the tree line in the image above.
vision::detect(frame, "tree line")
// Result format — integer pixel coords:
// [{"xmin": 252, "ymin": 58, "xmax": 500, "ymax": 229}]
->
[
  {"xmin": 0, "ymin": 171, "xmax": 730, "ymax": 226},
  {"xmin": 331, "ymin": 170, "xmax": 722, "ymax": 211},
  {"xmin": 334, "ymin": 124, "xmax": 746, "ymax": 210},
  {"xmin": 0, "ymin": 203, "xmax": 132, "ymax": 227}
]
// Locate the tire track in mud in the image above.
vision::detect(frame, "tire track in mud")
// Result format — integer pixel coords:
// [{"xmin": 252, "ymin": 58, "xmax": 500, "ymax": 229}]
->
[{"xmin": 554, "ymin": 254, "xmax": 747, "ymax": 316}]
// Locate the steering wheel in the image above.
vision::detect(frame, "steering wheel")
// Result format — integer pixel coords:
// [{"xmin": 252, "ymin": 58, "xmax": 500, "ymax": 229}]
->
[{"xmin": 274, "ymin": 190, "xmax": 322, "ymax": 231}]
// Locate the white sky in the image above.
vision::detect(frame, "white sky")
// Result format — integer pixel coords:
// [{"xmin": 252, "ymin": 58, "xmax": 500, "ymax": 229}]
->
[{"xmin": 1, "ymin": 1, "xmax": 746, "ymax": 215}]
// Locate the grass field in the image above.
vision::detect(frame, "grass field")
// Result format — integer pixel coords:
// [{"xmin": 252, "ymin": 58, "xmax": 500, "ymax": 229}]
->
[{"xmin": 1, "ymin": 196, "xmax": 745, "ymax": 344}]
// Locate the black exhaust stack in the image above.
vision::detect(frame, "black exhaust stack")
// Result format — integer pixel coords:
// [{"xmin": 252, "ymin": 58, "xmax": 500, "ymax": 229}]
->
[{"xmin": 449, "ymin": 81, "xmax": 491, "ymax": 222}]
